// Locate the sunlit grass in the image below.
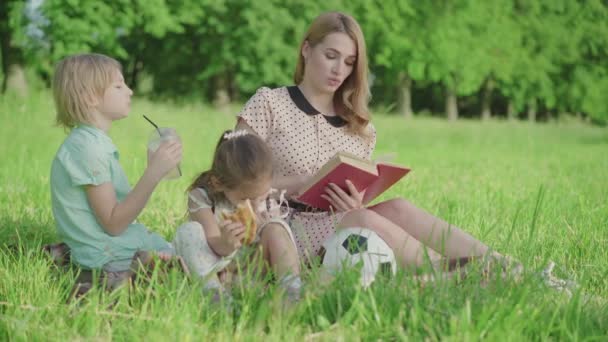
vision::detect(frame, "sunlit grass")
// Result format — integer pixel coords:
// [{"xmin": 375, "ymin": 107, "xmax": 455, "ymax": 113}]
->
[{"xmin": 1, "ymin": 92, "xmax": 607, "ymax": 340}]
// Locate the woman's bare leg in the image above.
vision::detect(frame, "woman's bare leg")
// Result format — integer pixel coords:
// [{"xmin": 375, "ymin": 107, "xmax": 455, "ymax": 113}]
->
[
  {"xmin": 338, "ymin": 209, "xmax": 442, "ymax": 268},
  {"xmin": 369, "ymin": 198, "xmax": 491, "ymax": 258}
]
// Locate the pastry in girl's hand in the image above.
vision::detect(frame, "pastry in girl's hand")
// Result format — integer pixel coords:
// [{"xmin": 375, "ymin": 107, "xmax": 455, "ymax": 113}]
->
[{"xmin": 220, "ymin": 199, "xmax": 258, "ymax": 245}]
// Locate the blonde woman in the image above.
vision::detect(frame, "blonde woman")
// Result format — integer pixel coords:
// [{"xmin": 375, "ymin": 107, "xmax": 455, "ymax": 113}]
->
[{"xmin": 236, "ymin": 12, "xmax": 512, "ymax": 272}]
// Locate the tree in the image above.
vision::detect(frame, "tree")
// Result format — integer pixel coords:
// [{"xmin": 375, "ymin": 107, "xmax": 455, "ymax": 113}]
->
[
  {"xmin": 559, "ymin": 0, "xmax": 608, "ymax": 123},
  {"xmin": 470, "ymin": 0, "xmax": 521, "ymax": 120},
  {"xmin": 0, "ymin": 0, "xmax": 27, "ymax": 96},
  {"xmin": 426, "ymin": 0, "xmax": 489, "ymax": 120},
  {"xmin": 356, "ymin": 0, "xmax": 421, "ymax": 119},
  {"xmin": 502, "ymin": 0, "xmax": 578, "ymax": 122}
]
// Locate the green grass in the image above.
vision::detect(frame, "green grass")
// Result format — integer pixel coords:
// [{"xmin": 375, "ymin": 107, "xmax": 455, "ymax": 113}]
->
[{"xmin": 1, "ymin": 92, "xmax": 607, "ymax": 340}]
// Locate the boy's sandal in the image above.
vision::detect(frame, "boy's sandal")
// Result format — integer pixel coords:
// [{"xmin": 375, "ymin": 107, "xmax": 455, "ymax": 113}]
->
[
  {"xmin": 68, "ymin": 269, "xmax": 94, "ymax": 301},
  {"xmin": 42, "ymin": 242, "xmax": 71, "ymax": 267},
  {"xmin": 44, "ymin": 245, "xmax": 190, "ymax": 302}
]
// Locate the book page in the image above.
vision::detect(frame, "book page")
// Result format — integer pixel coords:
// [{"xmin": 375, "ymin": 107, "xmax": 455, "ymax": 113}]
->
[
  {"xmin": 372, "ymin": 152, "xmax": 397, "ymax": 165},
  {"xmin": 362, "ymin": 164, "xmax": 410, "ymax": 204}
]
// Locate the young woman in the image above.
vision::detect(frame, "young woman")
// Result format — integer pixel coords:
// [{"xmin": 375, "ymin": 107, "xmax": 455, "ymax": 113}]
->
[{"xmin": 235, "ymin": 12, "xmax": 508, "ymax": 270}]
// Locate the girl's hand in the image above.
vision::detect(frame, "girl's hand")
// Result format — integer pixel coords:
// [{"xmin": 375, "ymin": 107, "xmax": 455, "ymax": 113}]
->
[
  {"xmin": 218, "ymin": 219, "xmax": 246, "ymax": 252},
  {"xmin": 321, "ymin": 180, "xmax": 364, "ymax": 212}
]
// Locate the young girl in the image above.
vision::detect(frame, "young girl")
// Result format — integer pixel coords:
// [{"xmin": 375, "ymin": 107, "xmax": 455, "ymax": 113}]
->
[
  {"xmin": 50, "ymin": 53, "xmax": 182, "ymax": 279},
  {"xmin": 172, "ymin": 129, "xmax": 302, "ymax": 301}
]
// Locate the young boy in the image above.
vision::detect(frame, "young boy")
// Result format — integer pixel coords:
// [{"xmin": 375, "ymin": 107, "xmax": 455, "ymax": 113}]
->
[{"xmin": 50, "ymin": 53, "xmax": 181, "ymax": 279}]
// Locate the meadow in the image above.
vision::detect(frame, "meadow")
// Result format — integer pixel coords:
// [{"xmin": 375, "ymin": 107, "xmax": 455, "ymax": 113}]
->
[{"xmin": 1, "ymin": 92, "xmax": 607, "ymax": 340}]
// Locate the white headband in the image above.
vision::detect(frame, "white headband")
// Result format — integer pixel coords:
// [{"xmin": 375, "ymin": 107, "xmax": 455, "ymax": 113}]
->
[{"xmin": 223, "ymin": 129, "xmax": 248, "ymax": 140}]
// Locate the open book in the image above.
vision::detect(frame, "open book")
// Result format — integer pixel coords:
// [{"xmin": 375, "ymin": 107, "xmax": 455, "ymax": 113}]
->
[{"xmin": 295, "ymin": 151, "xmax": 411, "ymax": 210}]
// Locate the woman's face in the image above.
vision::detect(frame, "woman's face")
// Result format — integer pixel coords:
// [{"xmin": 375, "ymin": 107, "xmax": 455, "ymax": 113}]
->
[{"xmin": 302, "ymin": 32, "xmax": 357, "ymax": 94}]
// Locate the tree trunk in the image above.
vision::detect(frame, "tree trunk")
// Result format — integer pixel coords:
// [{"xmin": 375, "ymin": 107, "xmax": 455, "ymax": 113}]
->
[
  {"xmin": 128, "ymin": 55, "xmax": 142, "ymax": 90},
  {"xmin": 0, "ymin": 0, "xmax": 28, "ymax": 96},
  {"xmin": 507, "ymin": 100, "xmax": 517, "ymax": 120},
  {"xmin": 481, "ymin": 78, "xmax": 494, "ymax": 120},
  {"xmin": 527, "ymin": 98, "xmax": 537, "ymax": 122},
  {"xmin": 213, "ymin": 73, "xmax": 230, "ymax": 110},
  {"xmin": 5, "ymin": 64, "xmax": 28, "ymax": 96},
  {"xmin": 446, "ymin": 88, "xmax": 458, "ymax": 121},
  {"xmin": 397, "ymin": 72, "xmax": 413, "ymax": 119}
]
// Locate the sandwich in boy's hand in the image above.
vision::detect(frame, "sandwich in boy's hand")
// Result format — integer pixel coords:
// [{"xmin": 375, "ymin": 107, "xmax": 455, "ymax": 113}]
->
[{"xmin": 220, "ymin": 199, "xmax": 258, "ymax": 245}]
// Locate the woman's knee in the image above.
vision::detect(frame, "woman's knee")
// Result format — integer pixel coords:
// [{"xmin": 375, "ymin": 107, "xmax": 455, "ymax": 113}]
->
[
  {"xmin": 373, "ymin": 198, "xmax": 414, "ymax": 216},
  {"xmin": 339, "ymin": 208, "xmax": 382, "ymax": 228}
]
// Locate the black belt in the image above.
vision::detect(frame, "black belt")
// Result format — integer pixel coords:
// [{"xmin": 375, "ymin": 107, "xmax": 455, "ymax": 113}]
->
[{"xmin": 285, "ymin": 200, "xmax": 327, "ymax": 213}]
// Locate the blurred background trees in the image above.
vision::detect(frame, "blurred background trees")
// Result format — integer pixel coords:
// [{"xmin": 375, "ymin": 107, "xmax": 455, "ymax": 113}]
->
[{"xmin": 1, "ymin": 0, "xmax": 606, "ymax": 123}]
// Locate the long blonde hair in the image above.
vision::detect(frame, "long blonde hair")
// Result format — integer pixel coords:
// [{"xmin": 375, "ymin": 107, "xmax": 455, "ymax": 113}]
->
[
  {"xmin": 294, "ymin": 12, "xmax": 371, "ymax": 136},
  {"xmin": 52, "ymin": 53, "xmax": 121, "ymax": 129}
]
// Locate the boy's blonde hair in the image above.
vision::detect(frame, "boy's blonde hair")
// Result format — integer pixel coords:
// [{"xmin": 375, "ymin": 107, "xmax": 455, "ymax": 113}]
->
[{"xmin": 52, "ymin": 53, "xmax": 121, "ymax": 129}]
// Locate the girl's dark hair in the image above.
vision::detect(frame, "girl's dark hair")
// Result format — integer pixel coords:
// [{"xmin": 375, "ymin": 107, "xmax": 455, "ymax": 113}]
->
[{"xmin": 188, "ymin": 130, "xmax": 273, "ymax": 204}]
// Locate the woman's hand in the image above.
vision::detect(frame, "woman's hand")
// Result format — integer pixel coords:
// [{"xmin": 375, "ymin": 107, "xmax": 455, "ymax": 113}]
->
[
  {"xmin": 321, "ymin": 180, "xmax": 364, "ymax": 212},
  {"xmin": 275, "ymin": 174, "xmax": 312, "ymax": 198},
  {"xmin": 218, "ymin": 219, "xmax": 245, "ymax": 253}
]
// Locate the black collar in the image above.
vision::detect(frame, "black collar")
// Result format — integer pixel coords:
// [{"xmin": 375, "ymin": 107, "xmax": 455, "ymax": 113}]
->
[{"xmin": 287, "ymin": 86, "xmax": 347, "ymax": 128}]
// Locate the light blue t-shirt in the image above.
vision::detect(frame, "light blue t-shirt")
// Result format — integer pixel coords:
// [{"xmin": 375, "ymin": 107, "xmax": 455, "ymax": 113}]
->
[{"xmin": 50, "ymin": 125, "xmax": 172, "ymax": 270}]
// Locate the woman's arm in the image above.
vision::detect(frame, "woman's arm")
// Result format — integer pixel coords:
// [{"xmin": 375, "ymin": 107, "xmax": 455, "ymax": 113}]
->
[
  {"xmin": 272, "ymin": 174, "xmax": 311, "ymax": 199},
  {"xmin": 236, "ymin": 119, "xmax": 310, "ymax": 198}
]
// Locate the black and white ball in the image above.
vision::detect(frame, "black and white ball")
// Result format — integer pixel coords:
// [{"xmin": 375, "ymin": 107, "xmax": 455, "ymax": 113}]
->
[{"xmin": 320, "ymin": 227, "xmax": 397, "ymax": 288}]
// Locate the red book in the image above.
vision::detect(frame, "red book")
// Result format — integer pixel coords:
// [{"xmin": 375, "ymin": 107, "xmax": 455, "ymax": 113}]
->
[{"xmin": 295, "ymin": 152, "xmax": 411, "ymax": 210}]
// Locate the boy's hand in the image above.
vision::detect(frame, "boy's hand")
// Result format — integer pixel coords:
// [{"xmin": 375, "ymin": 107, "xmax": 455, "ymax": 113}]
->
[
  {"xmin": 147, "ymin": 140, "xmax": 182, "ymax": 180},
  {"xmin": 218, "ymin": 219, "xmax": 245, "ymax": 252}
]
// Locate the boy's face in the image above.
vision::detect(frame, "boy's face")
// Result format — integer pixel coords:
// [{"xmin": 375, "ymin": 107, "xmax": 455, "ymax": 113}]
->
[{"xmin": 97, "ymin": 70, "xmax": 133, "ymax": 122}]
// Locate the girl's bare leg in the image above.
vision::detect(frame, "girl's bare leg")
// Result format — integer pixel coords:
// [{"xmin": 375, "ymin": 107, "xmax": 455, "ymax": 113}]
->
[
  {"xmin": 259, "ymin": 223, "xmax": 300, "ymax": 278},
  {"xmin": 259, "ymin": 223, "xmax": 303, "ymax": 302},
  {"xmin": 338, "ymin": 209, "xmax": 443, "ymax": 268},
  {"xmin": 369, "ymin": 198, "xmax": 491, "ymax": 258}
]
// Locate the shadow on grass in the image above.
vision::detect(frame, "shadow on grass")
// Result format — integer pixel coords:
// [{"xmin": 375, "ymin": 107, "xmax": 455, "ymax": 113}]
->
[{"xmin": 0, "ymin": 215, "xmax": 57, "ymax": 253}]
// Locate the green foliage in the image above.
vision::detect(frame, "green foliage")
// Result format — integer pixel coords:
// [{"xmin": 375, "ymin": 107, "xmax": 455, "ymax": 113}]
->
[{"xmin": 0, "ymin": 0, "xmax": 607, "ymax": 121}]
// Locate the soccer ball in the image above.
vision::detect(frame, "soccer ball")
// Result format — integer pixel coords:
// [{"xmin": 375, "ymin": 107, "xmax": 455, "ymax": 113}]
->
[{"xmin": 320, "ymin": 227, "xmax": 397, "ymax": 288}]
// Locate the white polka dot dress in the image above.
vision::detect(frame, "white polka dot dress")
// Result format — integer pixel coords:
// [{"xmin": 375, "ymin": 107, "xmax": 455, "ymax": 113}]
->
[{"xmin": 238, "ymin": 86, "xmax": 376, "ymax": 260}]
